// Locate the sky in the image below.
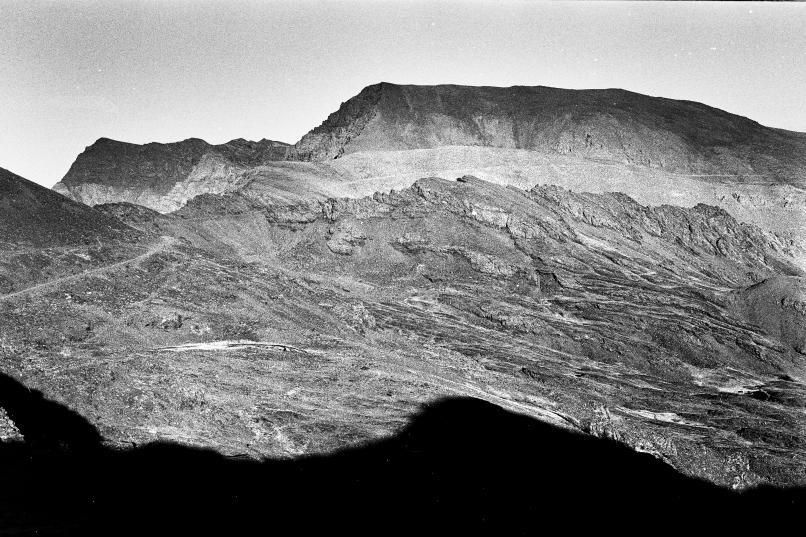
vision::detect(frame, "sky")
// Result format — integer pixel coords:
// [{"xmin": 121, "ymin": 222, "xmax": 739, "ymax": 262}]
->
[{"xmin": 1, "ymin": 1, "xmax": 805, "ymax": 187}]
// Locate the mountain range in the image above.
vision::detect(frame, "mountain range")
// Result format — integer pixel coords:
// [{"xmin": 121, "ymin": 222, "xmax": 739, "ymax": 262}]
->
[
  {"xmin": 52, "ymin": 83, "xmax": 806, "ymax": 242},
  {"xmin": 2, "ymin": 83, "xmax": 806, "ymax": 529}
]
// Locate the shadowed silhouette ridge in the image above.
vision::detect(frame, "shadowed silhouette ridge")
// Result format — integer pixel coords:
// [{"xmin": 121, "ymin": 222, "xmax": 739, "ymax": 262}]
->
[{"xmin": 0, "ymin": 372, "xmax": 802, "ymax": 535}]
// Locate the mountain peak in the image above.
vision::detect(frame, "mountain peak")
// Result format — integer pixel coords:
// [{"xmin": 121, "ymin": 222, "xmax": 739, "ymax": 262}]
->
[
  {"xmin": 294, "ymin": 83, "xmax": 806, "ymax": 184},
  {"xmin": 51, "ymin": 84, "xmax": 806, "ymax": 216}
]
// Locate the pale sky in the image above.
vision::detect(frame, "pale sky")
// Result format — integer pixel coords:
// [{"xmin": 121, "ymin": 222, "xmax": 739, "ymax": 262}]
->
[{"xmin": 1, "ymin": 1, "xmax": 805, "ymax": 187}]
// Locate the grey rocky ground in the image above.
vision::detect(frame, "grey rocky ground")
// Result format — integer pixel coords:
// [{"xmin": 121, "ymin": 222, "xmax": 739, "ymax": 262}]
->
[
  {"xmin": 3, "ymin": 84, "xmax": 806, "ymax": 499},
  {"xmin": 2, "ymin": 170, "xmax": 805, "ymax": 489}
]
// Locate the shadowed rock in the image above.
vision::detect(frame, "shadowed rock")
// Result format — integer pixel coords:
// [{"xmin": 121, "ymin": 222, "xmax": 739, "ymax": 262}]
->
[
  {"xmin": 0, "ymin": 167, "xmax": 133, "ymax": 248},
  {"xmin": 0, "ymin": 373, "xmax": 102, "ymax": 451},
  {"xmin": 0, "ymin": 373, "xmax": 802, "ymax": 535}
]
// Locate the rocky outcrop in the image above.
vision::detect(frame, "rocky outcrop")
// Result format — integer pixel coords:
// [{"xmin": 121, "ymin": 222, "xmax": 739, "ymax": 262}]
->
[
  {"xmin": 295, "ymin": 84, "xmax": 384, "ymax": 160},
  {"xmin": 326, "ymin": 222, "xmax": 368, "ymax": 255},
  {"xmin": 526, "ymin": 184, "xmax": 798, "ymax": 276},
  {"xmin": 0, "ymin": 406, "xmax": 23, "ymax": 442},
  {"xmin": 729, "ymin": 277, "xmax": 806, "ymax": 355}
]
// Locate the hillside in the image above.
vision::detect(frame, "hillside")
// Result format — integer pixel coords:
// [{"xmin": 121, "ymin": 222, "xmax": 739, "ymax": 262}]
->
[
  {"xmin": 6, "ymin": 83, "xmax": 806, "ymax": 499},
  {"xmin": 0, "ymin": 167, "xmax": 146, "ymax": 296},
  {"xmin": 0, "ymin": 167, "xmax": 132, "ymax": 248},
  {"xmin": 729, "ymin": 276, "xmax": 806, "ymax": 355}
]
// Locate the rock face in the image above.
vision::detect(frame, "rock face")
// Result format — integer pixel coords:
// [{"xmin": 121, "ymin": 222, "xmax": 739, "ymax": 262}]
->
[
  {"xmin": 297, "ymin": 83, "xmax": 806, "ymax": 184},
  {"xmin": 53, "ymin": 137, "xmax": 296, "ymax": 212}
]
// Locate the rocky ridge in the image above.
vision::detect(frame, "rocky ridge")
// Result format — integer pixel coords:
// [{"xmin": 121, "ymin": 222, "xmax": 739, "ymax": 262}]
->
[
  {"xmin": 51, "ymin": 84, "xmax": 806, "ymax": 222},
  {"xmin": 53, "ymin": 137, "xmax": 296, "ymax": 212}
]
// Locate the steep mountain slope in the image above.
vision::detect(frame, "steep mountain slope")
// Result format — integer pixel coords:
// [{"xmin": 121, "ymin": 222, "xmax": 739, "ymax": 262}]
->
[
  {"xmin": 53, "ymin": 137, "xmax": 296, "ymax": 212},
  {"xmin": 1, "ymin": 167, "xmax": 131, "ymax": 247},
  {"xmin": 293, "ymin": 83, "xmax": 806, "ymax": 247},
  {"xmin": 297, "ymin": 83, "xmax": 806, "ymax": 184},
  {"xmin": 4, "ymin": 175, "xmax": 805, "ymax": 489},
  {"xmin": 0, "ymin": 167, "xmax": 145, "ymax": 295}
]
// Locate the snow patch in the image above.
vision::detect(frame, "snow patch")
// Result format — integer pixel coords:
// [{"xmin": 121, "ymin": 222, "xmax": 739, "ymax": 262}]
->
[{"xmin": 157, "ymin": 340, "xmax": 301, "ymax": 352}]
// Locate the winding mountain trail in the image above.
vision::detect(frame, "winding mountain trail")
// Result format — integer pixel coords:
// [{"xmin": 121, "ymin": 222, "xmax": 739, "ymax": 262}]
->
[{"xmin": 0, "ymin": 235, "xmax": 178, "ymax": 302}]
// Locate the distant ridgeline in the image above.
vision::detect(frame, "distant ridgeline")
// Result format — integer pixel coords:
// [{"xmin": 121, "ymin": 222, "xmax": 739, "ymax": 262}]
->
[
  {"xmin": 53, "ymin": 137, "xmax": 297, "ymax": 213},
  {"xmin": 50, "ymin": 83, "xmax": 806, "ymax": 216},
  {"xmin": 294, "ymin": 82, "xmax": 806, "ymax": 176}
]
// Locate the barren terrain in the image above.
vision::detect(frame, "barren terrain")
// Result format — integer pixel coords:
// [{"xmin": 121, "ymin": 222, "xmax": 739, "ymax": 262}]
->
[{"xmin": 2, "ymin": 85, "xmax": 806, "ymax": 532}]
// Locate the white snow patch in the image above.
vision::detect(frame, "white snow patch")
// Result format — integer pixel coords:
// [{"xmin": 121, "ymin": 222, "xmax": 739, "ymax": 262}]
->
[
  {"xmin": 616, "ymin": 407, "xmax": 710, "ymax": 428},
  {"xmin": 157, "ymin": 340, "xmax": 302, "ymax": 352}
]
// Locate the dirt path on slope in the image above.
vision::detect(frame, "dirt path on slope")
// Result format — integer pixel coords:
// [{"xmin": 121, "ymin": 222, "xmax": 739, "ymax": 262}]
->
[{"xmin": 0, "ymin": 236, "xmax": 178, "ymax": 302}]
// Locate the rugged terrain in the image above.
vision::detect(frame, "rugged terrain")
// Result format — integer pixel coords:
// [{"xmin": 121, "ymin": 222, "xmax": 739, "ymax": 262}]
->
[
  {"xmin": 0, "ymin": 167, "xmax": 143, "ymax": 295},
  {"xmin": 297, "ymin": 83, "xmax": 806, "ymax": 183},
  {"xmin": 1, "ymin": 387, "xmax": 801, "ymax": 534},
  {"xmin": 3, "ymin": 168, "xmax": 806, "ymax": 493},
  {"xmin": 3, "ymin": 84, "xmax": 806, "ymax": 529},
  {"xmin": 51, "ymin": 85, "xmax": 806, "ymax": 250}
]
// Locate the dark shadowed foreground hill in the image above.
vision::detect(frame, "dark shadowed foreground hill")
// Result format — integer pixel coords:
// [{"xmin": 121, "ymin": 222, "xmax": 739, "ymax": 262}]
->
[
  {"xmin": 0, "ymin": 167, "xmax": 144, "ymax": 294},
  {"xmin": 0, "ymin": 167, "xmax": 132, "ymax": 248},
  {"xmin": 0, "ymin": 372, "xmax": 802, "ymax": 536}
]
